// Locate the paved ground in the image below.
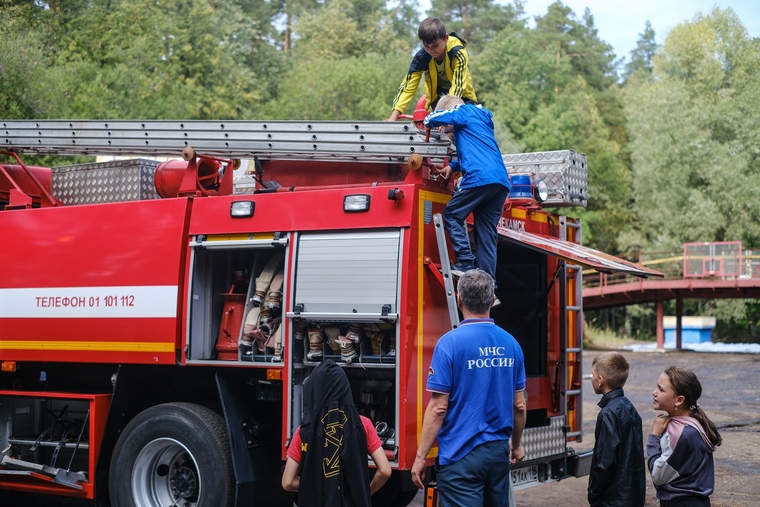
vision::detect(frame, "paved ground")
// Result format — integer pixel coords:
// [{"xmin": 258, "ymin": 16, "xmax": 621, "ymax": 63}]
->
[
  {"xmin": 409, "ymin": 348, "xmax": 760, "ymax": 506},
  {"xmin": 3, "ymin": 349, "xmax": 759, "ymax": 506}
]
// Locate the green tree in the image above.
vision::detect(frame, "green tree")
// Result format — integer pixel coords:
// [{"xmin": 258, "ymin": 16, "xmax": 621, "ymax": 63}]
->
[
  {"xmin": 427, "ymin": 0, "xmax": 524, "ymax": 51},
  {"xmin": 214, "ymin": 1, "xmax": 286, "ymax": 111},
  {"xmin": 263, "ymin": 0, "xmax": 412, "ymax": 119},
  {"xmin": 275, "ymin": 0, "xmax": 325, "ymax": 53},
  {"xmin": 44, "ymin": 0, "xmax": 264, "ymax": 119},
  {"xmin": 532, "ymin": 3, "xmax": 617, "ymax": 91},
  {"xmin": 265, "ymin": 53, "xmax": 409, "ymax": 119},
  {"xmin": 293, "ymin": 0, "xmax": 406, "ymax": 58},
  {"xmin": 622, "ymin": 7, "xmax": 760, "ymax": 341},
  {"xmin": 387, "ymin": 0, "xmax": 423, "ymax": 46},
  {"xmin": 0, "ymin": 3, "xmax": 64, "ymax": 118},
  {"xmin": 623, "ymin": 7, "xmax": 760, "ymax": 252},
  {"xmin": 476, "ymin": 1, "xmax": 629, "ymax": 252},
  {"xmin": 623, "ymin": 20, "xmax": 657, "ymax": 81}
]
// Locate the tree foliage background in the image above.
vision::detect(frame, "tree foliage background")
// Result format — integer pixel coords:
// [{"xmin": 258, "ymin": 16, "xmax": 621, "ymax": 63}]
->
[{"xmin": 2, "ymin": 0, "xmax": 759, "ymax": 341}]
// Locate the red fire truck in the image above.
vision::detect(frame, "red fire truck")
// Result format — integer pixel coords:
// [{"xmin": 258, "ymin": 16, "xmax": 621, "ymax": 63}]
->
[{"xmin": 0, "ymin": 120, "xmax": 660, "ymax": 506}]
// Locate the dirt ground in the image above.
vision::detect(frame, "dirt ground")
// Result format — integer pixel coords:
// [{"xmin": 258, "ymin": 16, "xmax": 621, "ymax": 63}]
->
[{"xmin": 410, "ymin": 348, "xmax": 760, "ymax": 507}]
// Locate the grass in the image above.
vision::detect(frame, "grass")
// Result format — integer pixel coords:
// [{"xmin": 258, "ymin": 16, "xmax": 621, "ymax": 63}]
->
[{"xmin": 584, "ymin": 325, "xmax": 649, "ymax": 350}]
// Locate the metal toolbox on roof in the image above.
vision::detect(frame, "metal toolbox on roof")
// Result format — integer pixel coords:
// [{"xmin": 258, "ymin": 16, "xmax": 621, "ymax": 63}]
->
[
  {"xmin": 503, "ymin": 150, "xmax": 588, "ymax": 208},
  {"xmin": 52, "ymin": 158, "xmax": 160, "ymax": 205}
]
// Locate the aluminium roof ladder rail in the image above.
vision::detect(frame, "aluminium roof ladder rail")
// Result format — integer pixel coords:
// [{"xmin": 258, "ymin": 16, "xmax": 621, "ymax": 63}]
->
[{"xmin": 1, "ymin": 120, "xmax": 450, "ymax": 163}]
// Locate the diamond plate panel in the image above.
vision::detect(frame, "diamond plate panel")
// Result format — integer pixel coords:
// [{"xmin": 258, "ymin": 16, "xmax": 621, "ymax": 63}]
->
[
  {"xmin": 51, "ymin": 159, "xmax": 160, "ymax": 205},
  {"xmin": 503, "ymin": 150, "xmax": 588, "ymax": 208},
  {"xmin": 513, "ymin": 415, "xmax": 567, "ymax": 462}
]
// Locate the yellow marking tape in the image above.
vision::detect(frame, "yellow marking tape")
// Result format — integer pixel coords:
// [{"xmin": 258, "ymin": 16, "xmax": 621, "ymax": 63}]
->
[{"xmin": 0, "ymin": 341, "xmax": 174, "ymax": 352}]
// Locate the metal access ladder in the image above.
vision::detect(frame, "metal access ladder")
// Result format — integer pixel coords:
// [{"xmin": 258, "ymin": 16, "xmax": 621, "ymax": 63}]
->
[
  {"xmin": 0, "ymin": 120, "xmax": 450, "ymax": 162},
  {"xmin": 433, "ymin": 213, "xmax": 460, "ymax": 329},
  {"xmin": 558, "ymin": 216, "xmax": 584, "ymax": 439}
]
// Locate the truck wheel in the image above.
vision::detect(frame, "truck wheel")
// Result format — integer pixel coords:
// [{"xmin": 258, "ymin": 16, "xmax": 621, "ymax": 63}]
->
[{"xmin": 109, "ymin": 402, "xmax": 234, "ymax": 507}]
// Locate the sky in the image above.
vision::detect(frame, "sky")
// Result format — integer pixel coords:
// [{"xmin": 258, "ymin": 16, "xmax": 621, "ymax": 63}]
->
[
  {"xmin": 419, "ymin": 1, "xmax": 760, "ymax": 62},
  {"xmin": 521, "ymin": 0, "xmax": 760, "ymax": 61}
]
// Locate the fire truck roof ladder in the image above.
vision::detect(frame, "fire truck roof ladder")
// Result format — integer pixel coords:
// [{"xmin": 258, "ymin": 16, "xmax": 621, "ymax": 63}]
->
[
  {"xmin": 433, "ymin": 213, "xmax": 460, "ymax": 329},
  {"xmin": 1, "ymin": 120, "xmax": 450, "ymax": 163}
]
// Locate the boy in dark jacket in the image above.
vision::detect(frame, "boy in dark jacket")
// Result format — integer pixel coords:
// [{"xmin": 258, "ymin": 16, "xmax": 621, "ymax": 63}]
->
[{"xmin": 588, "ymin": 352, "xmax": 646, "ymax": 507}]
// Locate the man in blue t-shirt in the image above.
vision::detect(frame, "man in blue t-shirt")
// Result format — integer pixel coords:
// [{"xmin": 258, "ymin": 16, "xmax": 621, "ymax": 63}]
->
[
  {"xmin": 411, "ymin": 269, "xmax": 527, "ymax": 506},
  {"xmin": 424, "ymin": 95, "xmax": 510, "ymax": 292}
]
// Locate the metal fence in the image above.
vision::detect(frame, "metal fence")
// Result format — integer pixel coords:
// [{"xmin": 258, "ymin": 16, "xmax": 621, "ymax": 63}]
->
[
  {"xmin": 683, "ymin": 242, "xmax": 742, "ymax": 278},
  {"xmin": 584, "ymin": 242, "xmax": 760, "ymax": 289}
]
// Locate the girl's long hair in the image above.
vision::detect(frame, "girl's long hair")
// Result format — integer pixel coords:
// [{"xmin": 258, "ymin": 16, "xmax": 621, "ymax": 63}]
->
[{"xmin": 664, "ymin": 366, "xmax": 722, "ymax": 447}]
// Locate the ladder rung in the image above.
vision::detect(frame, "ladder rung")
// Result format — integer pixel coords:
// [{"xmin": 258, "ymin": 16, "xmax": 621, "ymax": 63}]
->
[
  {"xmin": 566, "ymin": 305, "xmax": 582, "ymax": 312},
  {"xmin": 566, "ymin": 389, "xmax": 581, "ymax": 396},
  {"xmin": 565, "ymin": 347, "xmax": 581, "ymax": 354}
]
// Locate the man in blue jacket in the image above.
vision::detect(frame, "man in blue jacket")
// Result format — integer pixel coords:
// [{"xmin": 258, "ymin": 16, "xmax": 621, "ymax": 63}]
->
[{"xmin": 424, "ymin": 95, "xmax": 510, "ymax": 298}]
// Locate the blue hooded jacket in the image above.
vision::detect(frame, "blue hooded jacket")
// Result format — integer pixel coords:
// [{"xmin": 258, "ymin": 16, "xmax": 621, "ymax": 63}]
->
[{"xmin": 424, "ymin": 103, "xmax": 510, "ymax": 191}]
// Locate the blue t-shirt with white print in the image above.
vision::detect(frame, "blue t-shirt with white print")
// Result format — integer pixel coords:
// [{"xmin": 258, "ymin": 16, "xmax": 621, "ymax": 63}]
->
[{"xmin": 427, "ymin": 318, "xmax": 526, "ymax": 465}]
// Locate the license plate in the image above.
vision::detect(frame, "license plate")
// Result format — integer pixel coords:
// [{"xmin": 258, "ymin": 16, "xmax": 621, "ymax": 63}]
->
[{"xmin": 511, "ymin": 465, "xmax": 539, "ymax": 487}]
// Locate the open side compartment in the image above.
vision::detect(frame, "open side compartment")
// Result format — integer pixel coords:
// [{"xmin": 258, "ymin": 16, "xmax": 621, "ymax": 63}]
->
[
  {"xmin": 186, "ymin": 233, "xmax": 289, "ymax": 364},
  {"xmin": 286, "ymin": 229, "xmax": 403, "ymax": 465},
  {"xmin": 0, "ymin": 391, "xmax": 110, "ymax": 498}
]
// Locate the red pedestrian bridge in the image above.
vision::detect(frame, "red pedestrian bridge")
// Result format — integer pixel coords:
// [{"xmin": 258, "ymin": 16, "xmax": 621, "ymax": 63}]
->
[{"xmin": 583, "ymin": 242, "xmax": 760, "ymax": 347}]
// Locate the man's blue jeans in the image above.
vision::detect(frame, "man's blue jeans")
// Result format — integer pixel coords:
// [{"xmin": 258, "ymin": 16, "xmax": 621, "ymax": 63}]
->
[
  {"xmin": 443, "ymin": 183, "xmax": 509, "ymax": 281},
  {"xmin": 436, "ymin": 439, "xmax": 512, "ymax": 507}
]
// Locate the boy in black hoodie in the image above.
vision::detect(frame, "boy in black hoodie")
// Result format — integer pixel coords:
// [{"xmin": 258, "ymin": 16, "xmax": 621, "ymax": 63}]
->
[
  {"xmin": 281, "ymin": 360, "xmax": 390, "ymax": 505},
  {"xmin": 588, "ymin": 352, "xmax": 646, "ymax": 507}
]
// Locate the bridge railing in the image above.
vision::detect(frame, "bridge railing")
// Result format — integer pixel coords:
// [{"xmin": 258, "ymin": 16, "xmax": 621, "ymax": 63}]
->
[{"xmin": 584, "ymin": 246, "xmax": 760, "ymax": 289}]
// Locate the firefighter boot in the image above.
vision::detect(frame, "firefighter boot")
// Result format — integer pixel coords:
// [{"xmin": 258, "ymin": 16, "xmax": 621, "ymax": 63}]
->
[
  {"xmin": 264, "ymin": 268, "xmax": 284, "ymax": 312},
  {"xmin": 367, "ymin": 330, "xmax": 384, "ymax": 356},
  {"xmin": 344, "ymin": 323, "xmax": 362, "ymax": 344},
  {"xmin": 380, "ymin": 323, "xmax": 396, "ymax": 358},
  {"xmin": 338, "ymin": 339, "xmax": 358, "ymax": 364},
  {"xmin": 324, "ymin": 326, "xmax": 342, "ymax": 355},
  {"xmin": 270, "ymin": 324, "xmax": 283, "ymax": 362},
  {"xmin": 386, "ymin": 339, "xmax": 396, "ymax": 358},
  {"xmin": 241, "ymin": 306, "xmax": 261, "ymax": 348},
  {"xmin": 364, "ymin": 324, "xmax": 383, "ymax": 356},
  {"xmin": 307, "ymin": 327, "xmax": 325, "ymax": 361},
  {"xmin": 252, "ymin": 254, "xmax": 284, "ymax": 306},
  {"xmin": 293, "ymin": 320, "xmax": 308, "ymax": 341},
  {"xmin": 338, "ymin": 323, "xmax": 362, "ymax": 363}
]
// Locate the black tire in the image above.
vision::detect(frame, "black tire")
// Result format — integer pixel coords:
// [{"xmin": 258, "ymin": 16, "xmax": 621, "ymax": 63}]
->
[{"xmin": 109, "ymin": 402, "xmax": 234, "ymax": 507}]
